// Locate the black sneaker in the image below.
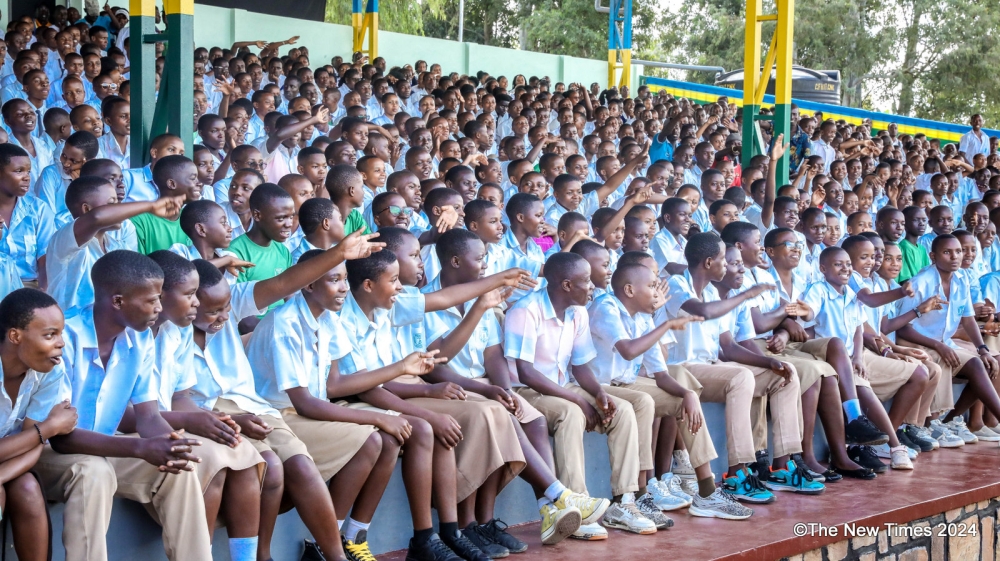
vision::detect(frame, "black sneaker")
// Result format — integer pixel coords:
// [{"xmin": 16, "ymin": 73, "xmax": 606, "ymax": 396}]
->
[
  {"xmin": 479, "ymin": 519, "xmax": 527, "ymax": 554},
  {"xmin": 406, "ymin": 534, "xmax": 463, "ymax": 561},
  {"xmin": 302, "ymin": 539, "xmax": 327, "ymax": 561},
  {"xmin": 461, "ymin": 522, "xmax": 509, "ymax": 559},
  {"xmin": 901, "ymin": 425, "xmax": 936, "ymax": 452},
  {"xmin": 848, "ymin": 445, "xmax": 888, "ymax": 474},
  {"xmin": 441, "ymin": 528, "xmax": 492, "ymax": 561},
  {"xmin": 845, "ymin": 415, "xmax": 890, "ymax": 446},
  {"xmin": 748, "ymin": 449, "xmax": 770, "ymax": 480}
]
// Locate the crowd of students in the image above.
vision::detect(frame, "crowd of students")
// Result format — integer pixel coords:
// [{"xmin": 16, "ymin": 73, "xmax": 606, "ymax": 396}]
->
[{"xmin": 0, "ymin": 6, "xmax": 998, "ymax": 561}]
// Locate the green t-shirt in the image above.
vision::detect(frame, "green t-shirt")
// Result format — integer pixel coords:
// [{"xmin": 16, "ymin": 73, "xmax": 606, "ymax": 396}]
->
[
  {"xmin": 345, "ymin": 208, "xmax": 371, "ymax": 236},
  {"xmin": 898, "ymin": 238, "xmax": 930, "ymax": 283},
  {"xmin": 130, "ymin": 213, "xmax": 191, "ymax": 255},
  {"xmin": 229, "ymin": 233, "xmax": 293, "ymax": 312}
]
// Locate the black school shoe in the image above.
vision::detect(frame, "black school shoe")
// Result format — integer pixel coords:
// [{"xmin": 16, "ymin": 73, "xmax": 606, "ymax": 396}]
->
[
  {"xmin": 845, "ymin": 415, "xmax": 890, "ymax": 446},
  {"xmin": 406, "ymin": 534, "xmax": 464, "ymax": 561},
  {"xmin": 848, "ymin": 445, "xmax": 888, "ymax": 474},
  {"xmin": 478, "ymin": 519, "xmax": 528, "ymax": 554},
  {"xmin": 302, "ymin": 540, "xmax": 327, "ymax": 561},
  {"xmin": 461, "ymin": 522, "xmax": 509, "ymax": 559},
  {"xmin": 442, "ymin": 528, "xmax": 492, "ymax": 561},
  {"xmin": 900, "ymin": 425, "xmax": 936, "ymax": 452}
]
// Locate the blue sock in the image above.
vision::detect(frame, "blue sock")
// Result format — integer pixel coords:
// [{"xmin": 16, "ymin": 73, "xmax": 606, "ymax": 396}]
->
[
  {"xmin": 543, "ymin": 481, "xmax": 568, "ymax": 502},
  {"xmin": 843, "ymin": 399, "xmax": 862, "ymax": 422},
  {"xmin": 228, "ymin": 537, "xmax": 258, "ymax": 561}
]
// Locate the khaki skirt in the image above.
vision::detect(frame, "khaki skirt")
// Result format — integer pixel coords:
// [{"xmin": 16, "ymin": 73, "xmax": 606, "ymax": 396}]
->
[{"xmin": 280, "ymin": 407, "xmax": 378, "ymax": 481}]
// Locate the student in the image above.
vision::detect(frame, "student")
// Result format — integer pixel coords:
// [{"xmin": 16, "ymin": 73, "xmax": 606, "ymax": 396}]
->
[
  {"xmin": 130, "ymin": 155, "xmax": 202, "ymax": 254},
  {"xmin": 898, "ymin": 206, "xmax": 931, "ymax": 283},
  {"xmin": 33, "ymin": 129, "xmax": 98, "ymax": 226},
  {"xmin": 657, "ymin": 232, "xmax": 807, "ymax": 501},
  {"xmin": 894, "ymin": 234, "xmax": 1000, "ymax": 445},
  {"xmin": 0, "ymin": 144, "xmax": 56, "ymax": 289},
  {"xmin": 542, "ymin": 149, "xmax": 643, "ymax": 226},
  {"xmin": 248, "ymin": 252, "xmax": 436, "ymax": 561},
  {"xmin": 98, "ymin": 96, "xmax": 130, "ymax": 169},
  {"xmin": 186, "ymin": 230, "xmax": 383, "ymax": 561},
  {"xmin": 501, "ymin": 193, "xmax": 547, "ymax": 273},
  {"xmin": 463, "ymin": 198, "xmax": 541, "ymax": 304},
  {"xmin": 143, "ymin": 251, "xmax": 265, "ymax": 561},
  {"xmin": 545, "ymin": 212, "xmax": 590, "ymax": 258},
  {"xmin": 120, "ymin": 133, "xmax": 187, "ymax": 203},
  {"xmin": 221, "ymin": 168, "xmax": 262, "ymax": 238},
  {"xmin": 506, "ymin": 252, "xmax": 657, "ymax": 537},
  {"xmin": 212, "ymin": 144, "xmax": 265, "ymax": 201},
  {"xmin": 34, "ymin": 250, "xmax": 213, "ymax": 561},
  {"xmin": 621, "ymin": 216, "xmax": 650, "ymax": 254},
  {"xmin": 708, "ymin": 199, "xmax": 739, "ymax": 234},
  {"xmin": 262, "ymin": 108, "xmax": 328, "ymax": 184},
  {"xmin": 797, "ymin": 207, "xmax": 828, "ymax": 284},
  {"xmin": 0, "ymin": 288, "xmax": 80, "ymax": 561},
  {"xmin": 327, "ymin": 163, "xmax": 371, "ymax": 236},
  {"xmin": 297, "ymin": 146, "xmax": 330, "ymax": 198},
  {"xmin": 3, "ymin": 99, "xmax": 55, "ymax": 186},
  {"xmin": 172, "ymin": 200, "xmax": 254, "ymax": 283},
  {"xmin": 918, "ymin": 205, "xmax": 954, "ymax": 254},
  {"xmin": 276, "ymin": 173, "xmax": 315, "ymax": 250},
  {"xmin": 650, "ymin": 197, "xmax": 691, "ymax": 276},
  {"xmin": 371, "ymin": 191, "xmax": 413, "ymax": 232}
]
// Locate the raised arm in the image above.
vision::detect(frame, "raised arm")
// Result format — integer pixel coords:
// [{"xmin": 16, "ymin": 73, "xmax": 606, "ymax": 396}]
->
[
  {"xmin": 266, "ymin": 107, "xmax": 329, "ymax": 153},
  {"xmin": 761, "ymin": 134, "xmax": 787, "ymax": 229},
  {"xmin": 74, "ymin": 196, "xmax": 184, "ymax": 245}
]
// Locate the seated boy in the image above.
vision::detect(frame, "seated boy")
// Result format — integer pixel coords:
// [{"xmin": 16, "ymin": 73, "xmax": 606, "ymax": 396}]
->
[
  {"xmin": 33, "ymin": 130, "xmax": 99, "ymax": 226},
  {"xmin": 506, "ymin": 252, "xmax": 656, "ymax": 538},
  {"xmin": 0, "ymin": 289, "xmax": 80, "ymax": 561},
  {"xmin": 293, "ymin": 197, "xmax": 345, "ymax": 261},
  {"xmin": 130, "ymin": 155, "xmax": 202, "ymax": 254},
  {"xmin": 650, "ymin": 197, "xmax": 692, "ymax": 277},
  {"xmin": 0, "ymin": 144, "xmax": 56, "ymax": 289},
  {"xmin": 327, "ymin": 164, "xmax": 371, "ymax": 236},
  {"xmin": 172, "ymin": 200, "xmax": 254, "ymax": 284}
]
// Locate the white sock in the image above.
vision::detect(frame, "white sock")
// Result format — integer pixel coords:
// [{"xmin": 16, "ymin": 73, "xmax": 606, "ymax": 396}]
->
[
  {"xmin": 543, "ymin": 480, "xmax": 568, "ymax": 502},
  {"xmin": 538, "ymin": 497, "xmax": 552, "ymax": 510},
  {"xmin": 228, "ymin": 537, "xmax": 258, "ymax": 561},
  {"xmin": 343, "ymin": 517, "xmax": 371, "ymax": 543},
  {"xmin": 338, "ymin": 519, "xmax": 345, "ymax": 530}
]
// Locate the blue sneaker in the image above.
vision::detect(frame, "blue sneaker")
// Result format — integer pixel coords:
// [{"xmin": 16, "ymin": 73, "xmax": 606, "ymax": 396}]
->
[
  {"xmin": 768, "ymin": 459, "xmax": 825, "ymax": 495},
  {"xmin": 722, "ymin": 468, "xmax": 775, "ymax": 504}
]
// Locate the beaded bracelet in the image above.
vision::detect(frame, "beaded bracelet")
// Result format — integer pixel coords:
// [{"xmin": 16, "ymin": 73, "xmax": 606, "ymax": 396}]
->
[{"xmin": 33, "ymin": 424, "xmax": 44, "ymax": 445}]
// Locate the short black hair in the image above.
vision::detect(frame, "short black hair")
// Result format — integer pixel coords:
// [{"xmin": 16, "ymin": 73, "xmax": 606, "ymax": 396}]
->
[
  {"xmin": 618, "ymin": 250, "xmax": 656, "ymax": 269},
  {"xmin": 298, "ymin": 248, "xmax": 324, "ymax": 264},
  {"xmin": 179, "ymin": 200, "xmax": 223, "ymax": 237},
  {"xmin": 773, "ymin": 195, "xmax": 798, "ymax": 211},
  {"xmin": 569, "ymin": 239, "xmax": 608, "ymax": 260},
  {"xmin": 66, "ymin": 176, "xmax": 115, "ymax": 212},
  {"xmin": 248, "ymin": 182, "xmax": 292, "ymax": 212},
  {"xmin": 193, "ymin": 258, "xmax": 225, "ymax": 290},
  {"xmin": 553, "ymin": 174, "xmax": 582, "ymax": 193},
  {"xmin": 684, "ymin": 232, "xmax": 724, "ymax": 266},
  {"xmin": 660, "ymin": 197, "xmax": 689, "ymax": 218},
  {"xmin": 720, "ymin": 221, "xmax": 759, "ymax": 246},
  {"xmin": 543, "ymin": 252, "xmax": 586, "ymax": 285},
  {"xmin": 506, "ymin": 192, "xmax": 541, "ymax": 223},
  {"xmin": 0, "ymin": 288, "xmax": 59, "ymax": 336},
  {"xmin": 590, "ymin": 207, "xmax": 618, "ymax": 233},
  {"xmin": 325, "ymin": 164, "xmax": 362, "ymax": 200},
  {"xmin": 930, "ymin": 233, "xmax": 959, "ymax": 254},
  {"xmin": 709, "ymin": 198, "xmax": 736, "ymax": 215},
  {"xmin": 152, "ymin": 154, "xmax": 194, "ymax": 189},
  {"xmin": 763, "ymin": 227, "xmax": 795, "ymax": 248},
  {"xmin": 91, "ymin": 250, "xmax": 164, "ymax": 297},
  {"xmin": 557, "ymin": 211, "xmax": 588, "ymax": 234},
  {"xmin": 435, "ymin": 228, "xmax": 480, "ymax": 263},
  {"xmin": 299, "ymin": 197, "xmax": 335, "ymax": 235},
  {"xmin": 346, "ymin": 250, "xmax": 397, "ymax": 290},
  {"xmin": 424, "ymin": 187, "xmax": 462, "ymax": 212},
  {"xmin": 819, "ymin": 246, "xmax": 849, "ymax": 267},
  {"xmin": 148, "ymin": 250, "xmax": 198, "ymax": 290},
  {"xmin": 297, "ymin": 146, "xmax": 324, "ymax": 163},
  {"xmin": 80, "ymin": 158, "xmax": 120, "ymax": 177},
  {"xmin": 444, "ymin": 164, "xmax": 474, "ymax": 185},
  {"xmin": 375, "ymin": 226, "xmax": 415, "ymax": 254},
  {"xmin": 65, "ymin": 130, "xmax": 100, "ymax": 159},
  {"xmin": 464, "ymin": 199, "xmax": 497, "ymax": 224},
  {"xmin": 0, "ymin": 143, "xmax": 29, "ymax": 170},
  {"xmin": 840, "ymin": 235, "xmax": 873, "ymax": 255},
  {"xmin": 611, "ymin": 261, "xmax": 651, "ymax": 294}
]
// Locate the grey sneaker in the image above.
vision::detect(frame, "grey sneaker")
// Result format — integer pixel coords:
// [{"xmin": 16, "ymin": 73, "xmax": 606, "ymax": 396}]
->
[
  {"xmin": 945, "ymin": 418, "xmax": 979, "ymax": 444},
  {"xmin": 911, "ymin": 425, "xmax": 941, "ymax": 450},
  {"xmin": 600, "ymin": 494, "xmax": 657, "ymax": 535},
  {"xmin": 672, "ymin": 450, "xmax": 696, "ymax": 477},
  {"xmin": 635, "ymin": 493, "xmax": 674, "ymax": 529},
  {"xmin": 647, "ymin": 478, "xmax": 690, "ymax": 510},
  {"xmin": 972, "ymin": 427, "xmax": 1000, "ymax": 442},
  {"xmin": 661, "ymin": 472, "xmax": 696, "ymax": 498},
  {"xmin": 929, "ymin": 419, "xmax": 965, "ymax": 448},
  {"xmin": 689, "ymin": 488, "xmax": 753, "ymax": 520}
]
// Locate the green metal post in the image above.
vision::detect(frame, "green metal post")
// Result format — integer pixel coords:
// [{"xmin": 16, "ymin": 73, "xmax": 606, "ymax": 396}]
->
[
  {"xmin": 165, "ymin": 0, "xmax": 194, "ymax": 156},
  {"xmin": 128, "ymin": 0, "xmax": 157, "ymax": 166}
]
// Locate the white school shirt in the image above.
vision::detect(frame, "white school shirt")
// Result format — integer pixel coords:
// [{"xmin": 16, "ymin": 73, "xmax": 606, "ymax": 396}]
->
[
  {"xmin": 98, "ymin": 134, "xmax": 129, "ymax": 170},
  {"xmin": 691, "ymin": 202, "xmax": 712, "ymax": 233},
  {"xmin": 588, "ymin": 291, "xmax": 669, "ymax": 385},
  {"xmin": 8, "ymin": 134, "xmax": 54, "ymax": 186},
  {"xmin": 0, "ymin": 84, "xmax": 26, "ymax": 105},
  {"xmin": 797, "ymin": 242, "xmax": 824, "ymax": 285},
  {"xmin": 682, "ymin": 167, "xmax": 701, "ymax": 187},
  {"xmin": 722, "ymin": 288, "xmax": 759, "ymax": 343},
  {"xmin": 188, "ymin": 281, "xmax": 278, "ymax": 417},
  {"xmin": 0, "ymin": 360, "xmax": 70, "ymax": 438},
  {"xmin": 122, "ymin": 165, "xmax": 157, "ymax": 203},
  {"xmin": 247, "ymin": 113, "xmax": 266, "ymax": 143},
  {"xmin": 0, "ymin": 252, "xmax": 23, "ymax": 299},
  {"xmin": 960, "ymin": 130, "xmax": 990, "ymax": 158},
  {"xmin": 62, "ymin": 306, "xmax": 159, "ymax": 435},
  {"xmin": 338, "ymin": 287, "xmax": 427, "ymax": 374},
  {"xmin": 499, "ymin": 228, "xmax": 545, "ymax": 272},
  {"xmin": 290, "ymin": 237, "xmax": 318, "ymax": 263},
  {"xmin": 801, "ymin": 281, "xmax": 866, "ymax": 356},
  {"xmin": 212, "ymin": 177, "xmax": 232, "ymax": 205},
  {"xmin": 980, "ymin": 272, "xmax": 1000, "ymax": 305},
  {"xmin": 422, "ymin": 276, "xmax": 502, "ymax": 380},
  {"xmin": 897, "ymin": 265, "xmax": 973, "ymax": 350},
  {"xmin": 656, "ymin": 270, "xmax": 724, "ymax": 364},
  {"xmin": 0, "ymin": 194, "xmax": 56, "ymax": 282},
  {"xmin": 742, "ymin": 265, "xmax": 781, "ymax": 338},
  {"xmin": 248, "ymin": 292, "xmax": 354, "ymax": 410},
  {"xmin": 32, "ymin": 163, "xmax": 74, "ymax": 227},
  {"xmin": 543, "ymin": 192, "xmax": 600, "ymax": 227},
  {"xmin": 46, "ymin": 220, "xmax": 137, "ymax": 316},
  {"xmin": 503, "ymin": 288, "xmax": 597, "ymax": 387},
  {"xmin": 649, "ymin": 228, "xmax": 686, "ymax": 276},
  {"xmin": 152, "ymin": 322, "xmax": 197, "ymax": 410},
  {"xmin": 221, "ymin": 202, "xmax": 249, "ymax": 239},
  {"xmin": 811, "ymin": 140, "xmax": 836, "ymax": 173}
]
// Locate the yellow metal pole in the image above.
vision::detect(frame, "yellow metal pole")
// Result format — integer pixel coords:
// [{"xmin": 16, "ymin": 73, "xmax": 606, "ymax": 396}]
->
[{"xmin": 755, "ymin": 31, "xmax": 777, "ymax": 107}]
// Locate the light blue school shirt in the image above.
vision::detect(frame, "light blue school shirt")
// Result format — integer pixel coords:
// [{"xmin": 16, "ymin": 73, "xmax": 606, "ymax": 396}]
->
[
  {"xmin": 0, "ymin": 194, "xmax": 56, "ymax": 282},
  {"xmin": 897, "ymin": 265, "xmax": 973, "ymax": 350},
  {"xmin": 588, "ymin": 291, "xmax": 669, "ymax": 385},
  {"xmin": 801, "ymin": 281, "xmax": 866, "ymax": 356},
  {"xmin": 33, "ymin": 163, "xmax": 73, "ymax": 227},
  {"xmin": 422, "ymin": 276, "xmax": 502, "ymax": 380}
]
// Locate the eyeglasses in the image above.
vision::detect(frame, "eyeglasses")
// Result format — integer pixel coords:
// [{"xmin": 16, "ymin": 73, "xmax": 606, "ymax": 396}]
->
[
  {"xmin": 244, "ymin": 160, "xmax": 264, "ymax": 169},
  {"xmin": 98, "ymin": 83, "xmax": 118, "ymax": 90},
  {"xmin": 774, "ymin": 241, "xmax": 804, "ymax": 250},
  {"xmin": 378, "ymin": 205, "xmax": 413, "ymax": 217}
]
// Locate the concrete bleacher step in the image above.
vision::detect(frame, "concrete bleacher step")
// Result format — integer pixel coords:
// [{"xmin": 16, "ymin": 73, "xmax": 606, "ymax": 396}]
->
[{"xmin": 7, "ymin": 383, "xmax": 970, "ymax": 560}]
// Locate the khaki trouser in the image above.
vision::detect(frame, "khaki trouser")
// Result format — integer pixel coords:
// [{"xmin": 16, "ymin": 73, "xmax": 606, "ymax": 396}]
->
[
  {"xmin": 616, "ymin": 375, "xmax": 718, "ymax": 470},
  {"xmin": 898, "ymin": 339, "xmax": 982, "ymax": 414},
  {"xmin": 684, "ymin": 361, "xmax": 801, "ymax": 466},
  {"xmin": 34, "ymin": 443, "xmax": 212, "ymax": 561},
  {"xmin": 515, "ymin": 385, "xmax": 640, "ymax": 497},
  {"xmin": 860, "ymin": 349, "xmax": 937, "ymax": 426}
]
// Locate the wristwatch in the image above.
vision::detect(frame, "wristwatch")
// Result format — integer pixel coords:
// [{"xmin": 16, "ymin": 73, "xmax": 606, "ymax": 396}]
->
[
  {"xmin": 978, "ymin": 344, "xmax": 990, "ymax": 354},
  {"xmin": 914, "ymin": 309, "xmax": 922, "ymax": 318}
]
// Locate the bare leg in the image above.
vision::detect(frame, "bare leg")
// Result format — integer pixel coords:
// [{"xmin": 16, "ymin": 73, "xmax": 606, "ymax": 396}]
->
[
  {"xmin": 283, "ymin": 455, "xmax": 347, "ymax": 561},
  {"xmin": 474, "ymin": 468, "xmax": 506, "ymax": 524},
  {"xmin": 7, "ymin": 473, "xmax": 49, "ymax": 561},
  {"xmin": 399, "ymin": 415, "xmax": 435, "ymax": 531},
  {"xmin": 257, "ymin": 451, "xmax": 284, "ymax": 561},
  {"xmin": 329, "ymin": 432, "xmax": 381, "ymax": 517},
  {"xmin": 348, "ymin": 432, "xmax": 400, "ymax": 524},
  {"xmin": 203, "ymin": 471, "xmax": 226, "ymax": 539},
  {"xmin": 221, "ymin": 467, "xmax": 263, "ymax": 539},
  {"xmin": 858, "ymin": 387, "xmax": 901, "ymax": 448},
  {"xmin": 458, "ymin": 491, "xmax": 477, "ymax": 527},
  {"xmin": 654, "ymin": 416, "xmax": 678, "ymax": 478},
  {"xmin": 887, "ymin": 367, "xmax": 929, "ymax": 429},
  {"xmin": 800, "ymin": 380, "xmax": 824, "ymax": 474},
  {"xmin": 818, "ymin": 377, "xmax": 864, "ymax": 471}
]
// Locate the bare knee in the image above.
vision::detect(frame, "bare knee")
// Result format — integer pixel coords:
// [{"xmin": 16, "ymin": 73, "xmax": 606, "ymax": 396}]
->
[
  {"xmin": 358, "ymin": 431, "xmax": 383, "ymax": 463},
  {"xmin": 261, "ymin": 451, "xmax": 284, "ymax": 494},
  {"xmin": 379, "ymin": 430, "xmax": 402, "ymax": 456},
  {"xmin": 6, "ymin": 473, "xmax": 45, "ymax": 516},
  {"xmin": 406, "ymin": 417, "xmax": 434, "ymax": 449}
]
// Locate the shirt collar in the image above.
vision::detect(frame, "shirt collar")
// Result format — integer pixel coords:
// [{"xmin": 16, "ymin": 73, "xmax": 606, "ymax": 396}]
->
[
  {"xmin": 538, "ymin": 289, "xmax": 558, "ymax": 321},
  {"xmin": 341, "ymin": 292, "xmax": 388, "ymax": 334},
  {"xmin": 289, "ymin": 292, "xmax": 320, "ymax": 332}
]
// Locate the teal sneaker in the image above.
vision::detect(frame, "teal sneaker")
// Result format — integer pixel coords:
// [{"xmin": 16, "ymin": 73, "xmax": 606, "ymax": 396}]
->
[
  {"xmin": 768, "ymin": 459, "xmax": 825, "ymax": 495},
  {"xmin": 722, "ymin": 468, "xmax": 775, "ymax": 504}
]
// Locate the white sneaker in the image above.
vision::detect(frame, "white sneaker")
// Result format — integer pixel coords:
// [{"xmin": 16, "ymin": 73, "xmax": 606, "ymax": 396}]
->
[
  {"xmin": 912, "ymin": 425, "xmax": 941, "ymax": 450},
  {"xmin": 672, "ymin": 450, "xmax": 696, "ymax": 477},
  {"xmin": 647, "ymin": 478, "xmax": 690, "ymax": 510},
  {"xmin": 635, "ymin": 493, "xmax": 674, "ymax": 529},
  {"xmin": 972, "ymin": 427, "xmax": 1000, "ymax": 442},
  {"xmin": 600, "ymin": 493, "xmax": 657, "ymax": 535},
  {"xmin": 929, "ymin": 419, "xmax": 966, "ymax": 448},
  {"xmin": 569, "ymin": 522, "xmax": 608, "ymax": 540},
  {"xmin": 890, "ymin": 446, "xmax": 913, "ymax": 470},
  {"xmin": 661, "ymin": 472, "xmax": 696, "ymax": 498},
  {"xmin": 945, "ymin": 418, "xmax": 979, "ymax": 443},
  {"xmin": 689, "ymin": 488, "xmax": 753, "ymax": 520}
]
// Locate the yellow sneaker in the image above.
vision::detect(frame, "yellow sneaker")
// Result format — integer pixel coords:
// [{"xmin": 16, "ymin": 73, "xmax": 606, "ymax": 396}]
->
[
  {"xmin": 554, "ymin": 490, "xmax": 611, "ymax": 525},
  {"xmin": 343, "ymin": 530, "xmax": 377, "ymax": 561},
  {"xmin": 540, "ymin": 503, "xmax": 581, "ymax": 545}
]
